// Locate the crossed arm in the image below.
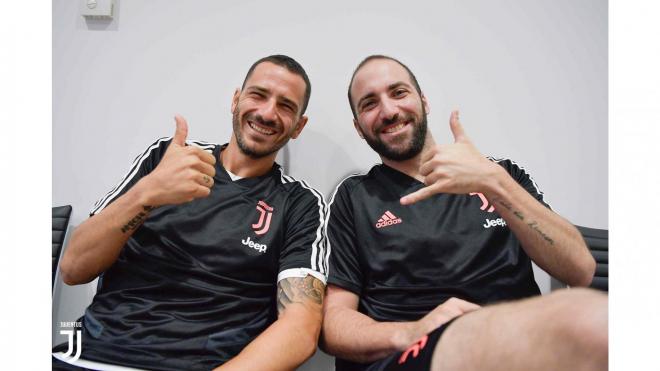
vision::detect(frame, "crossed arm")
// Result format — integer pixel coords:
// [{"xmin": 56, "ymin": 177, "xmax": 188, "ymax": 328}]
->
[
  {"xmin": 321, "ymin": 285, "xmax": 479, "ymax": 363},
  {"xmin": 216, "ymin": 275, "xmax": 325, "ymax": 371}
]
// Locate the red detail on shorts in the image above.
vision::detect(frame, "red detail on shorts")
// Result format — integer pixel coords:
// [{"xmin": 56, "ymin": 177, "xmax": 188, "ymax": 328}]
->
[{"xmin": 398, "ymin": 335, "xmax": 429, "ymax": 364}]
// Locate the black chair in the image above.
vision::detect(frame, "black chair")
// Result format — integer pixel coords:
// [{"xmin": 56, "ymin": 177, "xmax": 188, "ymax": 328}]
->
[
  {"xmin": 549, "ymin": 225, "xmax": 608, "ymax": 292},
  {"xmin": 576, "ymin": 225, "xmax": 608, "ymax": 292},
  {"xmin": 52, "ymin": 205, "xmax": 72, "ymax": 289}
]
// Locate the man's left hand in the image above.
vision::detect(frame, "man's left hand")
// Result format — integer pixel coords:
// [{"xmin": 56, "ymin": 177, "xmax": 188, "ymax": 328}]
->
[{"xmin": 400, "ymin": 110, "xmax": 501, "ymax": 205}]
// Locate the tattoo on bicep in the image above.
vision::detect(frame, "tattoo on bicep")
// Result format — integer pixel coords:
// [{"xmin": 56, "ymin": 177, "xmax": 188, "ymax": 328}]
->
[
  {"xmin": 495, "ymin": 200, "xmax": 555, "ymax": 245},
  {"xmin": 120, "ymin": 205, "xmax": 154, "ymax": 234},
  {"xmin": 277, "ymin": 275, "xmax": 324, "ymax": 314}
]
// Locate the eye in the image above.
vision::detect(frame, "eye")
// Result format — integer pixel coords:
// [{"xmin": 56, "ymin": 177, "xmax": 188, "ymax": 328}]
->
[
  {"xmin": 249, "ymin": 91, "xmax": 265, "ymax": 99},
  {"xmin": 361, "ymin": 100, "xmax": 376, "ymax": 112},
  {"xmin": 279, "ymin": 102, "xmax": 295, "ymax": 113},
  {"xmin": 393, "ymin": 88, "xmax": 408, "ymax": 97}
]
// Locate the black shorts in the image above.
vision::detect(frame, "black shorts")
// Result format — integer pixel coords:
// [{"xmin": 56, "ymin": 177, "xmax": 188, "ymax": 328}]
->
[{"xmin": 366, "ymin": 318, "xmax": 457, "ymax": 371}]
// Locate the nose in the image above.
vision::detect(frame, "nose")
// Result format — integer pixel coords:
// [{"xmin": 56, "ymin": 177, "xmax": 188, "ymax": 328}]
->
[
  {"xmin": 257, "ymin": 98, "xmax": 278, "ymax": 123},
  {"xmin": 379, "ymin": 97, "xmax": 399, "ymax": 123}
]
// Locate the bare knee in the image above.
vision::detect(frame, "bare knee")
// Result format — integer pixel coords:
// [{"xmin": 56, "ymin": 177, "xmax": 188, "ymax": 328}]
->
[
  {"xmin": 549, "ymin": 288, "xmax": 608, "ymax": 368},
  {"xmin": 429, "ymin": 289, "xmax": 608, "ymax": 371}
]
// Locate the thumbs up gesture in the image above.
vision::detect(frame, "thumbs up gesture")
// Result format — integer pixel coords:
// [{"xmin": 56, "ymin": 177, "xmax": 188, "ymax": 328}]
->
[
  {"xmin": 140, "ymin": 115, "xmax": 217, "ymax": 207},
  {"xmin": 400, "ymin": 110, "xmax": 501, "ymax": 205}
]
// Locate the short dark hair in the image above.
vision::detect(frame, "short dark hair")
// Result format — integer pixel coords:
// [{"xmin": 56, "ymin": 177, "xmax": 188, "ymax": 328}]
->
[
  {"xmin": 347, "ymin": 55, "xmax": 423, "ymax": 119},
  {"xmin": 241, "ymin": 54, "xmax": 312, "ymax": 115}
]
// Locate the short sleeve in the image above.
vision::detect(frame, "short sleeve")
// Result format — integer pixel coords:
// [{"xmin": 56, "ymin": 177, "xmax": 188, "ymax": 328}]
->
[
  {"xmin": 326, "ymin": 180, "xmax": 363, "ymax": 295},
  {"xmin": 89, "ymin": 137, "xmax": 172, "ymax": 216},
  {"xmin": 277, "ymin": 185, "xmax": 328, "ymax": 285},
  {"xmin": 494, "ymin": 158, "xmax": 551, "ymax": 209}
]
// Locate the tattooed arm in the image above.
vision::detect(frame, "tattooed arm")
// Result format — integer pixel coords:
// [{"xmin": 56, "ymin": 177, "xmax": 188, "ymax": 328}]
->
[
  {"xmin": 401, "ymin": 148, "xmax": 594, "ymax": 287},
  {"xmin": 216, "ymin": 275, "xmax": 325, "ymax": 371},
  {"xmin": 399, "ymin": 112, "xmax": 594, "ymax": 287},
  {"xmin": 60, "ymin": 117, "xmax": 217, "ymax": 285},
  {"xmin": 479, "ymin": 166, "xmax": 595, "ymax": 286},
  {"xmin": 59, "ymin": 183, "xmax": 157, "ymax": 285},
  {"xmin": 276, "ymin": 275, "xmax": 325, "ymax": 313}
]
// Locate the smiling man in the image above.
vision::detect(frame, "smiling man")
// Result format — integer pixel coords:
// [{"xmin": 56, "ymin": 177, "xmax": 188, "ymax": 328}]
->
[
  {"xmin": 54, "ymin": 55, "xmax": 327, "ymax": 371},
  {"xmin": 321, "ymin": 55, "xmax": 607, "ymax": 371}
]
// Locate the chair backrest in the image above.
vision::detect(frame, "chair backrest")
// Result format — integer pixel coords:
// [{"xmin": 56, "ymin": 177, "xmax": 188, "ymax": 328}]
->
[
  {"xmin": 576, "ymin": 225, "xmax": 608, "ymax": 292},
  {"xmin": 53, "ymin": 205, "xmax": 73, "ymax": 288}
]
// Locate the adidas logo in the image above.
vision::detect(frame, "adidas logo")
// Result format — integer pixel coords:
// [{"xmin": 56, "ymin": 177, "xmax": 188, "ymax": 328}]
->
[{"xmin": 376, "ymin": 211, "xmax": 402, "ymax": 229}]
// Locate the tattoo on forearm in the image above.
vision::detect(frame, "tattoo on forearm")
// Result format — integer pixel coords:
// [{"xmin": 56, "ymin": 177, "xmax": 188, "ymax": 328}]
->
[
  {"xmin": 526, "ymin": 221, "xmax": 555, "ymax": 245},
  {"xmin": 120, "ymin": 205, "xmax": 154, "ymax": 234},
  {"xmin": 495, "ymin": 200, "xmax": 555, "ymax": 245},
  {"xmin": 277, "ymin": 275, "xmax": 324, "ymax": 314},
  {"xmin": 496, "ymin": 200, "xmax": 523, "ymax": 220}
]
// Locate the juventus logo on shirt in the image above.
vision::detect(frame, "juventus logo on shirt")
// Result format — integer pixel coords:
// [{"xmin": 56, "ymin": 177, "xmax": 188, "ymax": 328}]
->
[
  {"xmin": 469, "ymin": 193, "xmax": 508, "ymax": 229},
  {"xmin": 252, "ymin": 200, "xmax": 274, "ymax": 235},
  {"xmin": 469, "ymin": 192, "xmax": 495, "ymax": 212}
]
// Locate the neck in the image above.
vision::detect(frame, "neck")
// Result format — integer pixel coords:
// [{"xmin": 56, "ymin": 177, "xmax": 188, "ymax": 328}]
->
[
  {"xmin": 380, "ymin": 132, "xmax": 435, "ymax": 182},
  {"xmin": 222, "ymin": 135, "xmax": 277, "ymax": 178}
]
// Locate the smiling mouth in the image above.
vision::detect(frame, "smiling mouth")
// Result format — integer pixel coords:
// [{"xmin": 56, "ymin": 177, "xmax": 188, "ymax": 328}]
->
[
  {"xmin": 381, "ymin": 120, "xmax": 410, "ymax": 134},
  {"xmin": 247, "ymin": 120, "xmax": 276, "ymax": 135}
]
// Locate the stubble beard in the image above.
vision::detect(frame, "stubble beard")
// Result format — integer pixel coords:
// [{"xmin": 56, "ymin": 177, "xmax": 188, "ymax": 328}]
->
[
  {"xmin": 362, "ymin": 109, "xmax": 428, "ymax": 162},
  {"xmin": 232, "ymin": 107, "xmax": 289, "ymax": 159}
]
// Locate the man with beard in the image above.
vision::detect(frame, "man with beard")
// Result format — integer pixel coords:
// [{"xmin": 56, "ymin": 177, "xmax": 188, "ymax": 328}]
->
[
  {"xmin": 54, "ymin": 55, "xmax": 327, "ymax": 371},
  {"xmin": 321, "ymin": 55, "xmax": 607, "ymax": 371}
]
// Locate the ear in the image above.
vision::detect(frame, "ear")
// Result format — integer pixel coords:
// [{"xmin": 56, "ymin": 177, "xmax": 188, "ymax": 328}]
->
[
  {"xmin": 421, "ymin": 92, "xmax": 430, "ymax": 115},
  {"xmin": 290, "ymin": 116, "xmax": 309, "ymax": 139},
  {"xmin": 353, "ymin": 118, "xmax": 365, "ymax": 139},
  {"xmin": 231, "ymin": 88, "xmax": 240, "ymax": 114}
]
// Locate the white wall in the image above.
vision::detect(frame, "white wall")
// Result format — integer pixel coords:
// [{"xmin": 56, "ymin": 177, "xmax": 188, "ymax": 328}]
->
[{"xmin": 52, "ymin": 1, "xmax": 607, "ymax": 369}]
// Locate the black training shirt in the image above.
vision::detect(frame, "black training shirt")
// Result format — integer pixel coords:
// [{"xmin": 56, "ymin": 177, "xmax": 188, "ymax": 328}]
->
[
  {"xmin": 69, "ymin": 138, "xmax": 327, "ymax": 371},
  {"xmin": 327, "ymin": 159, "xmax": 547, "ymax": 371},
  {"xmin": 328, "ymin": 159, "xmax": 548, "ymax": 323}
]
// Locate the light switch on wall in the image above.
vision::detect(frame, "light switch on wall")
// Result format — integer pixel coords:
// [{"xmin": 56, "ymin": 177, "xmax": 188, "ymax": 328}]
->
[{"xmin": 80, "ymin": 0, "xmax": 114, "ymax": 19}]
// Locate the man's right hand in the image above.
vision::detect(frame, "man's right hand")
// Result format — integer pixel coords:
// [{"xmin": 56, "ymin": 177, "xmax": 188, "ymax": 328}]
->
[
  {"xmin": 421, "ymin": 297, "xmax": 481, "ymax": 332},
  {"xmin": 139, "ymin": 114, "xmax": 217, "ymax": 207},
  {"xmin": 397, "ymin": 297, "xmax": 481, "ymax": 350}
]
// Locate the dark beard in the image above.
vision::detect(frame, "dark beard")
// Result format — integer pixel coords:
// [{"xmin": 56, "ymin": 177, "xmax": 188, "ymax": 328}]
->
[
  {"xmin": 232, "ymin": 108, "xmax": 288, "ymax": 159},
  {"xmin": 362, "ymin": 112, "xmax": 428, "ymax": 161}
]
